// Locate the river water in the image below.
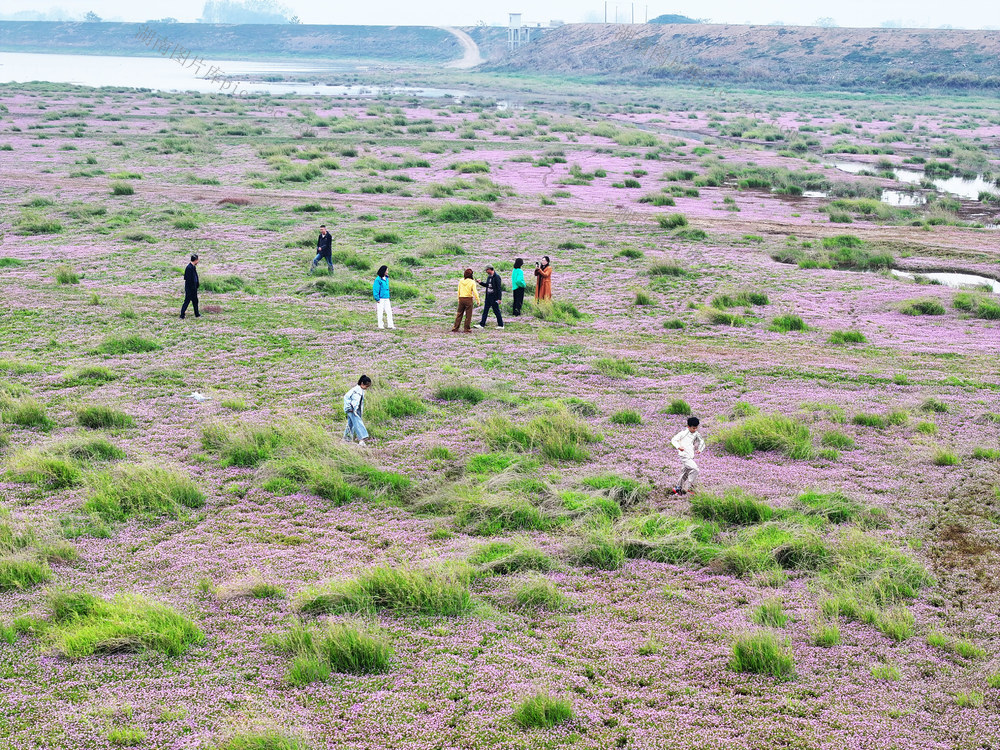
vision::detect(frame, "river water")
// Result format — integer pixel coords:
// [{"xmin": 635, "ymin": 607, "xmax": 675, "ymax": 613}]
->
[{"xmin": 0, "ymin": 51, "xmax": 469, "ymax": 98}]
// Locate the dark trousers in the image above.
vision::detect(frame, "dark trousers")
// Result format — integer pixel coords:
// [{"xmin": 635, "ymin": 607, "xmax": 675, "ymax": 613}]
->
[
  {"xmin": 480, "ymin": 296, "xmax": 503, "ymax": 327},
  {"xmin": 512, "ymin": 288, "xmax": 525, "ymax": 316},
  {"xmin": 453, "ymin": 297, "xmax": 474, "ymax": 331},
  {"xmin": 181, "ymin": 292, "xmax": 199, "ymax": 318}
]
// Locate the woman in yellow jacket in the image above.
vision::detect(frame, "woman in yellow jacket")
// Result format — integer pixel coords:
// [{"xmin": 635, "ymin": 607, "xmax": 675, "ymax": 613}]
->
[{"xmin": 451, "ymin": 268, "xmax": 481, "ymax": 332}]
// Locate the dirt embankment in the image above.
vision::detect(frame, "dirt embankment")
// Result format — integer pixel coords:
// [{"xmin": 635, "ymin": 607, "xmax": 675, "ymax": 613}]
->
[
  {"xmin": 484, "ymin": 23, "xmax": 1000, "ymax": 89},
  {"xmin": 0, "ymin": 21, "xmax": 461, "ymax": 63}
]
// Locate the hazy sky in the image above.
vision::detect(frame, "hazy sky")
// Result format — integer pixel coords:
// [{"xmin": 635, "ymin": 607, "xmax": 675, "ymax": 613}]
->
[{"xmin": 3, "ymin": 0, "xmax": 997, "ymax": 29}]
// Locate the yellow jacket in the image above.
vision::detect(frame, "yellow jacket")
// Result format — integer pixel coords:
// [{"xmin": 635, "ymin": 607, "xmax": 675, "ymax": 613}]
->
[{"xmin": 457, "ymin": 278, "xmax": 480, "ymax": 303}]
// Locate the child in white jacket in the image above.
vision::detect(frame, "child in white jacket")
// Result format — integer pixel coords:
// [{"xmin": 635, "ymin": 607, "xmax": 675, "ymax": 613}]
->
[
  {"xmin": 670, "ymin": 416, "xmax": 705, "ymax": 496},
  {"xmin": 343, "ymin": 375, "xmax": 372, "ymax": 446}
]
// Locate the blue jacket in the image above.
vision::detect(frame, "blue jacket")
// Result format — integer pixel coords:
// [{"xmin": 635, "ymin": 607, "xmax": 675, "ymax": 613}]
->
[{"xmin": 373, "ymin": 275, "xmax": 389, "ymax": 301}]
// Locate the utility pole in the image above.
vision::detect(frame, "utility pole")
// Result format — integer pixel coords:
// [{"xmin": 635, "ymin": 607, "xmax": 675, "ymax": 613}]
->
[
  {"xmin": 632, "ymin": 3, "xmax": 634, "ymax": 23},
  {"xmin": 605, "ymin": 1, "xmax": 607, "ymax": 23}
]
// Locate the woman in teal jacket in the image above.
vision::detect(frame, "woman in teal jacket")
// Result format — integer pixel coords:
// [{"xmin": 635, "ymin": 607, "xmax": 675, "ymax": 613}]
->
[
  {"xmin": 373, "ymin": 265, "xmax": 394, "ymax": 329},
  {"xmin": 511, "ymin": 258, "xmax": 526, "ymax": 316}
]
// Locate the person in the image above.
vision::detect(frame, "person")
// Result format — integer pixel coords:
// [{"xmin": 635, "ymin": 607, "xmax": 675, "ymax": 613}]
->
[
  {"xmin": 311, "ymin": 224, "xmax": 333, "ymax": 273},
  {"xmin": 452, "ymin": 268, "xmax": 480, "ymax": 332},
  {"xmin": 373, "ymin": 265, "xmax": 394, "ymax": 330},
  {"xmin": 180, "ymin": 253, "xmax": 200, "ymax": 319},
  {"xmin": 475, "ymin": 265, "xmax": 504, "ymax": 329},
  {"xmin": 511, "ymin": 258, "xmax": 526, "ymax": 316},
  {"xmin": 534, "ymin": 255, "xmax": 552, "ymax": 302},
  {"xmin": 343, "ymin": 375, "xmax": 372, "ymax": 446},
  {"xmin": 670, "ymin": 416, "xmax": 705, "ymax": 496}
]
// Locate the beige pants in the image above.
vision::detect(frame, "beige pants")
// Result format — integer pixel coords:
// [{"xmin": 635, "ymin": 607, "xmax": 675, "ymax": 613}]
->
[
  {"xmin": 677, "ymin": 464, "xmax": 699, "ymax": 491},
  {"xmin": 377, "ymin": 298, "xmax": 394, "ymax": 329}
]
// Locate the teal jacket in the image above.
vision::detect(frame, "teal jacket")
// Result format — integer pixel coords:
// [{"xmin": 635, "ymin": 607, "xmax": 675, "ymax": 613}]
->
[
  {"xmin": 373, "ymin": 275, "xmax": 389, "ymax": 301},
  {"xmin": 512, "ymin": 268, "xmax": 526, "ymax": 290}
]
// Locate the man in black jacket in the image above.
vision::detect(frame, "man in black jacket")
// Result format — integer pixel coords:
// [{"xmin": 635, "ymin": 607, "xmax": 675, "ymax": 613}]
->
[
  {"xmin": 475, "ymin": 265, "xmax": 504, "ymax": 329},
  {"xmin": 311, "ymin": 224, "xmax": 333, "ymax": 273},
  {"xmin": 180, "ymin": 253, "xmax": 200, "ymax": 319}
]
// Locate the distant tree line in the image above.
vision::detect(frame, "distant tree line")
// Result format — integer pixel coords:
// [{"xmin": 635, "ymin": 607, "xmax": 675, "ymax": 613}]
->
[{"xmin": 199, "ymin": 0, "xmax": 294, "ymax": 24}]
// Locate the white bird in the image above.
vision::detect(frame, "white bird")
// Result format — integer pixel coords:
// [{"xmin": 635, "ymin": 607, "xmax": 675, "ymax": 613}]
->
[{"xmin": 189, "ymin": 392, "xmax": 210, "ymax": 402}]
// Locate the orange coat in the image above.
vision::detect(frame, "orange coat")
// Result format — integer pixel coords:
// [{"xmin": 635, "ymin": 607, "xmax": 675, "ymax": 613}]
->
[{"xmin": 534, "ymin": 265, "xmax": 552, "ymax": 301}]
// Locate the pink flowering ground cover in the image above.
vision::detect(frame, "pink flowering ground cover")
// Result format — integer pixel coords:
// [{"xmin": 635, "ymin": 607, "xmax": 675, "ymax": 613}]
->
[{"xmin": 0, "ymin": 82, "xmax": 999, "ymax": 750}]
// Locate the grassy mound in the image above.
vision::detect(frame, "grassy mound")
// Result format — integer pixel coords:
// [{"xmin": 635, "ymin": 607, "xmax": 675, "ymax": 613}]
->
[
  {"xmin": 717, "ymin": 414, "xmax": 813, "ymax": 459},
  {"xmin": 295, "ymin": 565, "xmax": 472, "ymax": 617}
]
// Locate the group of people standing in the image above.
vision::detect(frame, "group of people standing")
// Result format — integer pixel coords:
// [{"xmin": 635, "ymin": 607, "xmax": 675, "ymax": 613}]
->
[{"xmin": 451, "ymin": 256, "xmax": 552, "ymax": 332}]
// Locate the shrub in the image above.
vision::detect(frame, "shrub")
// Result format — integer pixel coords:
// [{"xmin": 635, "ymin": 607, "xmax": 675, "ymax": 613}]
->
[
  {"xmin": 932, "ymin": 449, "xmax": 959, "ymax": 466},
  {"xmin": 77, "ymin": 405, "xmax": 134, "ymax": 430},
  {"xmin": 828, "ymin": 330, "xmax": 866, "ymax": 344},
  {"xmin": 729, "ymin": 631, "xmax": 794, "ymax": 678},
  {"xmin": 657, "ymin": 213, "xmax": 688, "ymax": 229},
  {"xmin": 900, "ymin": 298, "xmax": 945, "ymax": 316},
  {"xmin": 718, "ymin": 414, "xmax": 813, "ymax": 459},
  {"xmin": 83, "ymin": 464, "xmax": 205, "ymax": 523},
  {"xmin": 435, "ymin": 204, "xmax": 493, "ymax": 222},
  {"xmin": 0, "ymin": 558, "xmax": 52, "ymax": 591},
  {"xmin": 96, "ymin": 335, "xmax": 161, "ymax": 355},
  {"xmin": 512, "ymin": 693, "xmax": 574, "ymax": 729},
  {"xmin": 110, "ymin": 181, "xmax": 134, "ymax": 196},
  {"xmin": 609, "ymin": 410, "xmax": 642, "ymax": 425},
  {"xmin": 769, "ymin": 314, "xmax": 808, "ymax": 333},
  {"xmin": 435, "ymin": 384, "xmax": 486, "ymax": 404},
  {"xmin": 512, "ymin": 577, "xmax": 564, "ymax": 610},
  {"xmin": 664, "ymin": 399, "xmax": 691, "ymax": 415},
  {"xmin": 751, "ymin": 600, "xmax": 789, "ymax": 628},
  {"xmin": 692, "ymin": 489, "xmax": 773, "ymax": 526}
]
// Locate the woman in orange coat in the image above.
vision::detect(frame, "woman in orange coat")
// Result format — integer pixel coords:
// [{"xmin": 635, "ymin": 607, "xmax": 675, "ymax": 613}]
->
[{"xmin": 534, "ymin": 255, "xmax": 552, "ymax": 302}]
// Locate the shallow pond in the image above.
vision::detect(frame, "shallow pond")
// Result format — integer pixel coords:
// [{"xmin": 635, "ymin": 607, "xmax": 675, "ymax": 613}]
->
[
  {"xmin": 828, "ymin": 160, "xmax": 998, "ymax": 201},
  {"xmin": 891, "ymin": 269, "xmax": 1000, "ymax": 293}
]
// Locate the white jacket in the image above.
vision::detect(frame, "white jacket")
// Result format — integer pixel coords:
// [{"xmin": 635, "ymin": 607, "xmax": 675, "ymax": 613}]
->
[
  {"xmin": 343, "ymin": 385, "xmax": 365, "ymax": 415},
  {"xmin": 671, "ymin": 429, "xmax": 705, "ymax": 467}
]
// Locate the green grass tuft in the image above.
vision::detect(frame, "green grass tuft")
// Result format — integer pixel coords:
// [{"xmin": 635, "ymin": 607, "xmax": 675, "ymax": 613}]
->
[
  {"xmin": 83, "ymin": 464, "xmax": 204, "ymax": 523},
  {"xmin": 729, "ymin": 631, "xmax": 795, "ymax": 678},
  {"xmin": 512, "ymin": 693, "xmax": 574, "ymax": 729},
  {"xmin": 96, "ymin": 335, "xmax": 161, "ymax": 355},
  {"xmin": 717, "ymin": 414, "xmax": 813, "ymax": 459},
  {"xmin": 691, "ymin": 489, "xmax": 773, "ymax": 526},
  {"xmin": 77, "ymin": 405, "xmax": 134, "ymax": 430}
]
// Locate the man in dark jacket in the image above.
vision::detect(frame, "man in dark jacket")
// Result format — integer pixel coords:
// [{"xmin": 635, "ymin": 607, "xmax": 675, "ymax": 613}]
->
[
  {"xmin": 311, "ymin": 224, "xmax": 333, "ymax": 273},
  {"xmin": 180, "ymin": 253, "xmax": 200, "ymax": 319},
  {"xmin": 475, "ymin": 265, "xmax": 504, "ymax": 329}
]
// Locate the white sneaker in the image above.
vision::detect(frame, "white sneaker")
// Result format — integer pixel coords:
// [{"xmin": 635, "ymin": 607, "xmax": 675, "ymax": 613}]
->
[
  {"xmin": 497, "ymin": 325, "xmax": 505, "ymax": 329},
  {"xmin": 357, "ymin": 440, "xmax": 368, "ymax": 447},
  {"xmin": 474, "ymin": 324, "xmax": 484, "ymax": 329}
]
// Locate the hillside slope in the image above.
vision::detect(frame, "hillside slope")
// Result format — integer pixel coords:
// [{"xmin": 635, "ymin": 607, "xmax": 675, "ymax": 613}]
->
[
  {"xmin": 485, "ymin": 23, "xmax": 1000, "ymax": 89},
  {"xmin": 0, "ymin": 21, "xmax": 462, "ymax": 63}
]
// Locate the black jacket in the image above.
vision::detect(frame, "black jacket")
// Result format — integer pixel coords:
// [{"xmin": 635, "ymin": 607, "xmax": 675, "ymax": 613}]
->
[
  {"xmin": 478, "ymin": 272, "xmax": 502, "ymax": 300},
  {"xmin": 316, "ymin": 231, "xmax": 333, "ymax": 258},
  {"xmin": 184, "ymin": 263, "xmax": 199, "ymax": 295}
]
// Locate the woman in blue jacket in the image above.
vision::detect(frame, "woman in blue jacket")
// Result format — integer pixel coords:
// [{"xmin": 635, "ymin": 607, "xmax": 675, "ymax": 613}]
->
[{"xmin": 373, "ymin": 265, "xmax": 394, "ymax": 329}]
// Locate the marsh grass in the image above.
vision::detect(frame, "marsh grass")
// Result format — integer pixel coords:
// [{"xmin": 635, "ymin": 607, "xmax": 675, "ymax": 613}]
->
[
  {"xmin": 656, "ymin": 213, "xmax": 688, "ymax": 229},
  {"xmin": 691, "ymin": 489, "xmax": 773, "ymax": 526},
  {"xmin": 83, "ymin": 464, "xmax": 204, "ymax": 523},
  {"xmin": 511, "ymin": 576, "xmax": 565, "ymax": 610},
  {"xmin": 820, "ymin": 431, "xmax": 854, "ymax": 450},
  {"xmin": 295, "ymin": 565, "xmax": 472, "ymax": 617},
  {"xmin": 664, "ymin": 399, "xmax": 691, "ymax": 415},
  {"xmin": 469, "ymin": 539, "xmax": 552, "ymax": 575},
  {"xmin": 717, "ymin": 414, "xmax": 813, "ymax": 459},
  {"xmin": 45, "ymin": 590, "xmax": 203, "ymax": 657},
  {"xmin": 512, "ymin": 693, "xmax": 573, "ymax": 729},
  {"xmin": 435, "ymin": 204, "xmax": 494, "ymax": 222},
  {"xmin": 435, "ymin": 384, "xmax": 486, "ymax": 404},
  {"xmin": 812, "ymin": 622, "xmax": 841, "ymax": 647},
  {"xmin": 593, "ymin": 358, "xmax": 635, "ymax": 377},
  {"xmin": 828, "ymin": 330, "xmax": 866, "ymax": 344},
  {"xmin": 529, "ymin": 300, "xmax": 583, "ymax": 324},
  {"xmin": 54, "ymin": 265, "xmax": 79, "ymax": 284},
  {"xmin": 609, "ymin": 410, "xmax": 642, "ymax": 425},
  {"xmin": 0, "ymin": 558, "xmax": 52, "ymax": 591},
  {"xmin": 769, "ymin": 314, "xmax": 808, "ymax": 333},
  {"xmin": 0, "ymin": 397, "xmax": 54, "ymax": 430},
  {"xmin": 484, "ymin": 407, "xmax": 599, "ymax": 462},
  {"xmin": 751, "ymin": 600, "xmax": 789, "ymax": 628},
  {"xmin": 900, "ymin": 298, "xmax": 946, "ymax": 316},
  {"xmin": 570, "ymin": 533, "xmax": 625, "ymax": 570},
  {"xmin": 6, "ymin": 450, "xmax": 82, "ymax": 489},
  {"xmin": 729, "ymin": 631, "xmax": 795, "ymax": 678},
  {"xmin": 200, "ymin": 275, "xmax": 248, "ymax": 293},
  {"xmin": 77, "ymin": 405, "xmax": 134, "ymax": 430},
  {"xmin": 96, "ymin": 336, "xmax": 161, "ymax": 355},
  {"xmin": 280, "ymin": 620, "xmax": 392, "ymax": 684}
]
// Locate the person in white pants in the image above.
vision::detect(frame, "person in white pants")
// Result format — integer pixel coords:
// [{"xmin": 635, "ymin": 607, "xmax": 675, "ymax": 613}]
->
[
  {"xmin": 372, "ymin": 265, "xmax": 394, "ymax": 329},
  {"xmin": 670, "ymin": 416, "xmax": 705, "ymax": 496}
]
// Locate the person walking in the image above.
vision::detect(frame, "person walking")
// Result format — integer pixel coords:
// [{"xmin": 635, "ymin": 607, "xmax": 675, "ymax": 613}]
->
[
  {"xmin": 311, "ymin": 224, "xmax": 333, "ymax": 273},
  {"xmin": 373, "ymin": 265, "xmax": 394, "ymax": 330},
  {"xmin": 511, "ymin": 258, "xmax": 526, "ymax": 316},
  {"xmin": 452, "ymin": 268, "xmax": 480, "ymax": 332},
  {"xmin": 475, "ymin": 265, "xmax": 504, "ymax": 329},
  {"xmin": 343, "ymin": 375, "xmax": 372, "ymax": 447},
  {"xmin": 180, "ymin": 253, "xmax": 200, "ymax": 319},
  {"xmin": 534, "ymin": 255, "xmax": 552, "ymax": 302},
  {"xmin": 670, "ymin": 416, "xmax": 706, "ymax": 496}
]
